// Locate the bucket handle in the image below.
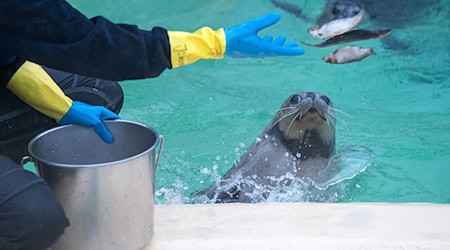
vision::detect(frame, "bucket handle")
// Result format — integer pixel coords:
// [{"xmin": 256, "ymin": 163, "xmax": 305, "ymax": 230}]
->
[
  {"xmin": 21, "ymin": 155, "xmax": 32, "ymax": 167},
  {"xmin": 20, "ymin": 155, "xmax": 41, "ymax": 176},
  {"xmin": 155, "ymin": 135, "xmax": 164, "ymax": 171}
]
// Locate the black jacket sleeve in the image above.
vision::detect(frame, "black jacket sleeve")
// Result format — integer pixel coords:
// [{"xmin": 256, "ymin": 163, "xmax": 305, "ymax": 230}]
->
[{"xmin": 0, "ymin": 0, "xmax": 172, "ymax": 87}]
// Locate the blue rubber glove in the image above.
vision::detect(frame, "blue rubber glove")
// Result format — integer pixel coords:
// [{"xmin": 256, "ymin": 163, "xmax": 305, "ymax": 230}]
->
[
  {"xmin": 224, "ymin": 13, "xmax": 305, "ymax": 58},
  {"xmin": 59, "ymin": 101, "xmax": 120, "ymax": 143}
]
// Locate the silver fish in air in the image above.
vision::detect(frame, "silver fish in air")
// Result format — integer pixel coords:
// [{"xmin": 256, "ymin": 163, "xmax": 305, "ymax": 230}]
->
[
  {"xmin": 308, "ymin": 10, "xmax": 364, "ymax": 39},
  {"xmin": 302, "ymin": 29, "xmax": 391, "ymax": 48},
  {"xmin": 323, "ymin": 45, "xmax": 375, "ymax": 64}
]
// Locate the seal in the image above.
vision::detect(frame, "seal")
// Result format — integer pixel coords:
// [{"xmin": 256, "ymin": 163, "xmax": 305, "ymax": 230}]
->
[{"xmin": 195, "ymin": 92, "xmax": 336, "ymax": 203}]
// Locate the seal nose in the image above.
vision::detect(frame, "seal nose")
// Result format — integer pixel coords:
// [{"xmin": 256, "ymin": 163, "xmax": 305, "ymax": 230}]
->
[
  {"xmin": 305, "ymin": 92, "xmax": 316, "ymax": 100},
  {"xmin": 304, "ymin": 92, "xmax": 317, "ymax": 113}
]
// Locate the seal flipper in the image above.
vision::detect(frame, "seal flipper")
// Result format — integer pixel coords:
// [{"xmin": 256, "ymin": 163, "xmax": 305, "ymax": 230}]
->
[
  {"xmin": 213, "ymin": 184, "xmax": 241, "ymax": 203},
  {"xmin": 194, "ymin": 180, "xmax": 242, "ymax": 203},
  {"xmin": 311, "ymin": 145, "xmax": 374, "ymax": 190}
]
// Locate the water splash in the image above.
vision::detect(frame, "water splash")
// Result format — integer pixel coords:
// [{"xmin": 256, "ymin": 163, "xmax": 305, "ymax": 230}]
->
[
  {"xmin": 191, "ymin": 144, "xmax": 375, "ymax": 203},
  {"xmin": 155, "ymin": 177, "xmax": 190, "ymax": 204}
]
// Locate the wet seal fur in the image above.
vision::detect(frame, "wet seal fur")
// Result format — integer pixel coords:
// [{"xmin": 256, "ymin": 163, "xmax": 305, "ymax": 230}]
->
[{"xmin": 196, "ymin": 92, "xmax": 336, "ymax": 203}]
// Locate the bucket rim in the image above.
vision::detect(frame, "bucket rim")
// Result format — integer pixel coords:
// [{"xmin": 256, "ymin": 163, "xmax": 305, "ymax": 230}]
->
[{"xmin": 27, "ymin": 120, "xmax": 160, "ymax": 168}]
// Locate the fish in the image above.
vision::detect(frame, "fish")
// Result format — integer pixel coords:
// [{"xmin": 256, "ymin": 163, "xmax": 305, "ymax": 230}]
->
[
  {"xmin": 323, "ymin": 45, "xmax": 375, "ymax": 64},
  {"xmin": 308, "ymin": 10, "xmax": 364, "ymax": 39},
  {"xmin": 301, "ymin": 29, "xmax": 391, "ymax": 48}
]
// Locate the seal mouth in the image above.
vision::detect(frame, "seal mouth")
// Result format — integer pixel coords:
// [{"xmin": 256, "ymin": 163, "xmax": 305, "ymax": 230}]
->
[{"xmin": 299, "ymin": 107, "xmax": 328, "ymax": 121}]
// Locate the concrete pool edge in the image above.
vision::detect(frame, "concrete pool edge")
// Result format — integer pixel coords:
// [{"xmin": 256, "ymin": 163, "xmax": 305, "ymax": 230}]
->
[{"xmin": 147, "ymin": 202, "xmax": 450, "ymax": 249}]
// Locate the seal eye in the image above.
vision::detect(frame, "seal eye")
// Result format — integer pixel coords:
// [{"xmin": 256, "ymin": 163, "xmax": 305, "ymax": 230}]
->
[
  {"xmin": 290, "ymin": 95, "xmax": 301, "ymax": 104},
  {"xmin": 320, "ymin": 96, "xmax": 331, "ymax": 105}
]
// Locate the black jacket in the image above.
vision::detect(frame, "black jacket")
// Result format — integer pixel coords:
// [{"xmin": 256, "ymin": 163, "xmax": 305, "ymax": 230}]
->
[{"xmin": 0, "ymin": 0, "xmax": 172, "ymax": 89}]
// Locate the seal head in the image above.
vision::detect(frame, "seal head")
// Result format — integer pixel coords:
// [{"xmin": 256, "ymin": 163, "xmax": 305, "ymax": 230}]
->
[
  {"xmin": 318, "ymin": 0, "xmax": 362, "ymax": 24},
  {"xmin": 272, "ymin": 92, "xmax": 335, "ymax": 161}
]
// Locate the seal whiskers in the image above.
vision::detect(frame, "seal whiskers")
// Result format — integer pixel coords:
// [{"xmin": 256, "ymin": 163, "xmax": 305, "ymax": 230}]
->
[
  {"xmin": 324, "ymin": 112, "xmax": 335, "ymax": 135},
  {"xmin": 327, "ymin": 108, "xmax": 348, "ymax": 129},
  {"xmin": 269, "ymin": 108, "xmax": 298, "ymax": 130},
  {"xmin": 326, "ymin": 110, "xmax": 342, "ymax": 129},
  {"xmin": 331, "ymin": 107, "xmax": 352, "ymax": 118},
  {"xmin": 286, "ymin": 109, "xmax": 303, "ymax": 136}
]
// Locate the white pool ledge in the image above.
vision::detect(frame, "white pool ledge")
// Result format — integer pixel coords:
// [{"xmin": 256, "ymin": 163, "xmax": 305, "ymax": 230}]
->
[{"xmin": 146, "ymin": 202, "xmax": 450, "ymax": 250}]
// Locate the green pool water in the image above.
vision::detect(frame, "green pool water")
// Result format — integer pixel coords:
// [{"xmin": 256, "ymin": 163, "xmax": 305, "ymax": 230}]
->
[{"xmin": 69, "ymin": 0, "xmax": 450, "ymax": 204}]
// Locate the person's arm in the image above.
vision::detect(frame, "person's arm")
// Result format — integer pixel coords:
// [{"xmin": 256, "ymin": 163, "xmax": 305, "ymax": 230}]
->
[
  {"xmin": 6, "ymin": 61, "xmax": 120, "ymax": 143},
  {"xmin": 1, "ymin": 0, "xmax": 303, "ymax": 82},
  {"xmin": 168, "ymin": 13, "xmax": 305, "ymax": 68},
  {"xmin": 0, "ymin": 0, "xmax": 171, "ymax": 81}
]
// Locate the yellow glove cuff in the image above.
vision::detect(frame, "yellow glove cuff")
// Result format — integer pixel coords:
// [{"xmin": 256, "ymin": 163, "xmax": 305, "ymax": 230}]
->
[
  {"xmin": 7, "ymin": 61, "xmax": 73, "ymax": 122},
  {"xmin": 168, "ymin": 27, "xmax": 226, "ymax": 68}
]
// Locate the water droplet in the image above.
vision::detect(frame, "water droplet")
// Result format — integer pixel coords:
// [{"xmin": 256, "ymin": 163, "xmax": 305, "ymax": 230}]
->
[
  {"xmin": 285, "ymin": 172, "xmax": 294, "ymax": 179},
  {"xmin": 200, "ymin": 168, "xmax": 210, "ymax": 174}
]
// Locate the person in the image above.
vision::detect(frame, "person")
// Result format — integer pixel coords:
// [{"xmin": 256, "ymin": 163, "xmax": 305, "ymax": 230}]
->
[{"xmin": 0, "ymin": 1, "xmax": 305, "ymax": 249}]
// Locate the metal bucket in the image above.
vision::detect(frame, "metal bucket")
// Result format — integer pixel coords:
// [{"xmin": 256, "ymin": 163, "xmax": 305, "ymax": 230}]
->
[{"xmin": 23, "ymin": 120, "xmax": 163, "ymax": 250}]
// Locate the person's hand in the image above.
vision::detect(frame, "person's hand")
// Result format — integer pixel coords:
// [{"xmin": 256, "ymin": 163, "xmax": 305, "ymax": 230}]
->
[
  {"xmin": 224, "ymin": 13, "xmax": 305, "ymax": 58},
  {"xmin": 59, "ymin": 101, "xmax": 120, "ymax": 143}
]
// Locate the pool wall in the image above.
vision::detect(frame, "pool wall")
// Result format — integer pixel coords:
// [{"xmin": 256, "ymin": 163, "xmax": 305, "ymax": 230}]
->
[{"xmin": 146, "ymin": 202, "xmax": 450, "ymax": 249}]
